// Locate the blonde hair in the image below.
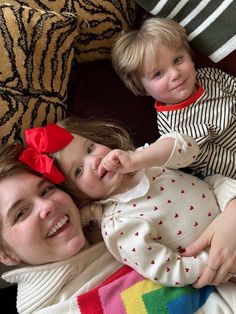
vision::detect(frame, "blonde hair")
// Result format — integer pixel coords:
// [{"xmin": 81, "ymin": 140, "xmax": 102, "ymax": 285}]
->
[
  {"xmin": 53, "ymin": 117, "xmax": 135, "ymax": 206},
  {"xmin": 112, "ymin": 17, "xmax": 191, "ymax": 96}
]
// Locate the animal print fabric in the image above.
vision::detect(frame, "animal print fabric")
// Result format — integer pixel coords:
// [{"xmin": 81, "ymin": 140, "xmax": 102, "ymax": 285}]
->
[{"xmin": 0, "ymin": 3, "xmax": 77, "ymax": 144}]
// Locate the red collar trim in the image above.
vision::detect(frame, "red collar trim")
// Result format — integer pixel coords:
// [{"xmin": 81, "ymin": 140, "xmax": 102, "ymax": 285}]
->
[{"xmin": 154, "ymin": 84, "xmax": 204, "ymax": 112}]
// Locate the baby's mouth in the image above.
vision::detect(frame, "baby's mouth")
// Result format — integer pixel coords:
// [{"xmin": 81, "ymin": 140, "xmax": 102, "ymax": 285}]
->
[
  {"xmin": 99, "ymin": 167, "xmax": 108, "ymax": 179},
  {"xmin": 47, "ymin": 215, "xmax": 69, "ymax": 238}
]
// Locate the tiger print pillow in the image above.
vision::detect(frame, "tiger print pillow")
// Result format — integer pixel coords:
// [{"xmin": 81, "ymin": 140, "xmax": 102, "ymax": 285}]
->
[
  {"xmin": 0, "ymin": 3, "xmax": 78, "ymax": 145},
  {"xmin": 3, "ymin": 0, "xmax": 137, "ymax": 63},
  {"xmin": 74, "ymin": 0, "xmax": 137, "ymax": 63}
]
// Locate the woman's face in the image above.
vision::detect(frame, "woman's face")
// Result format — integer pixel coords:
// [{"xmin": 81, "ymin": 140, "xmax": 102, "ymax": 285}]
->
[{"xmin": 0, "ymin": 171, "xmax": 86, "ymax": 265}]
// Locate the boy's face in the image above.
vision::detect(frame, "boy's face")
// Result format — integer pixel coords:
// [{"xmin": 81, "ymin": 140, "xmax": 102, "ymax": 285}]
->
[
  {"xmin": 140, "ymin": 46, "xmax": 197, "ymax": 104},
  {"xmin": 57, "ymin": 134, "xmax": 130, "ymax": 200},
  {"xmin": 0, "ymin": 171, "xmax": 86, "ymax": 265}
]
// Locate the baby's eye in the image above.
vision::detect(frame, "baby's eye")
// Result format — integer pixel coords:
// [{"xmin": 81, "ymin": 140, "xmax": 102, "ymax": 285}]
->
[
  {"xmin": 87, "ymin": 144, "xmax": 94, "ymax": 154},
  {"xmin": 74, "ymin": 166, "xmax": 83, "ymax": 177},
  {"xmin": 174, "ymin": 56, "xmax": 183, "ymax": 64}
]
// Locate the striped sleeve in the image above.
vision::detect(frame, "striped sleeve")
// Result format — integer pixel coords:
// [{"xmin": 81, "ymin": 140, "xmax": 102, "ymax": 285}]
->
[
  {"xmin": 157, "ymin": 68, "xmax": 236, "ymax": 178},
  {"xmin": 135, "ymin": 0, "xmax": 236, "ymax": 62}
]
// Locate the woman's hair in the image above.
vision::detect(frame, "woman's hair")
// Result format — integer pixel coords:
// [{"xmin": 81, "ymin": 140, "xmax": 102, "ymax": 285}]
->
[
  {"xmin": 112, "ymin": 17, "xmax": 191, "ymax": 96},
  {"xmin": 53, "ymin": 117, "xmax": 135, "ymax": 206},
  {"xmin": 0, "ymin": 144, "xmax": 29, "ymax": 180},
  {"xmin": 0, "ymin": 144, "xmax": 32, "ymax": 248}
]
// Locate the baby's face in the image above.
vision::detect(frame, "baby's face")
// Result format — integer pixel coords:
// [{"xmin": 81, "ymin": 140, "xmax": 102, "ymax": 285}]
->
[
  {"xmin": 0, "ymin": 171, "xmax": 86, "ymax": 265},
  {"xmin": 140, "ymin": 46, "xmax": 197, "ymax": 104},
  {"xmin": 57, "ymin": 134, "xmax": 131, "ymax": 200}
]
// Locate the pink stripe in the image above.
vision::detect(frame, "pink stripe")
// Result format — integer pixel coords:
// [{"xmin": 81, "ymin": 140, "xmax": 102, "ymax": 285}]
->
[{"xmin": 99, "ymin": 269, "xmax": 144, "ymax": 313}]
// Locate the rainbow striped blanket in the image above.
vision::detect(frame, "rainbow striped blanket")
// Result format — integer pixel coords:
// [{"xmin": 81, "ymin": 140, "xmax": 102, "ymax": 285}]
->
[{"xmin": 77, "ymin": 265, "xmax": 215, "ymax": 313}]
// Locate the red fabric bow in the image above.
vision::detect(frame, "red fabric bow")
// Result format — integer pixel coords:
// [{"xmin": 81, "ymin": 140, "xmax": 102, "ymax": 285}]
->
[{"xmin": 19, "ymin": 123, "xmax": 73, "ymax": 183}]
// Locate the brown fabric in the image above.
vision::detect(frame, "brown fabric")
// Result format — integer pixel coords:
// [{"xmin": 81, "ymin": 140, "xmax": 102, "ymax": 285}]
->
[{"xmin": 0, "ymin": 4, "xmax": 77, "ymax": 144}]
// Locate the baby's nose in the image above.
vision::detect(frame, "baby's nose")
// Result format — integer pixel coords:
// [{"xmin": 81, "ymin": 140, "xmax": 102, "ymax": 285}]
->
[{"xmin": 90, "ymin": 156, "xmax": 101, "ymax": 170}]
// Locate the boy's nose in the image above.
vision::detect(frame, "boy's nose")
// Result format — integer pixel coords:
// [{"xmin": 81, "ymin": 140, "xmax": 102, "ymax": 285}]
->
[{"xmin": 170, "ymin": 67, "xmax": 180, "ymax": 80}]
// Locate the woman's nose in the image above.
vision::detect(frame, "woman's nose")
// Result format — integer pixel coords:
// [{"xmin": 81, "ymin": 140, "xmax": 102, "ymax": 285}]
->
[{"xmin": 39, "ymin": 199, "xmax": 56, "ymax": 219}]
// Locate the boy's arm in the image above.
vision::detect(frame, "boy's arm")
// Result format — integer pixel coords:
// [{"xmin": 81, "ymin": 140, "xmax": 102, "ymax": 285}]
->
[{"xmin": 204, "ymin": 174, "xmax": 236, "ymax": 211}]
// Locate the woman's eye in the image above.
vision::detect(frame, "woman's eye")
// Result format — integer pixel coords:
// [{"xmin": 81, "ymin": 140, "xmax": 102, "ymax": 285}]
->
[
  {"xmin": 15, "ymin": 208, "xmax": 28, "ymax": 222},
  {"xmin": 87, "ymin": 144, "xmax": 94, "ymax": 154},
  {"xmin": 75, "ymin": 166, "xmax": 83, "ymax": 177},
  {"xmin": 41, "ymin": 185, "xmax": 55, "ymax": 197}
]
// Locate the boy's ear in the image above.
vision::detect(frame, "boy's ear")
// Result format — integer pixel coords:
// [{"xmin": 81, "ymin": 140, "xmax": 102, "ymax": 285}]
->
[{"xmin": 0, "ymin": 250, "xmax": 21, "ymax": 266}]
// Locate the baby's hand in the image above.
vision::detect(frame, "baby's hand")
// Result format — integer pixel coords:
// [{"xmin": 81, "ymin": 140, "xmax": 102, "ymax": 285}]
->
[{"xmin": 99, "ymin": 149, "xmax": 135, "ymax": 174}]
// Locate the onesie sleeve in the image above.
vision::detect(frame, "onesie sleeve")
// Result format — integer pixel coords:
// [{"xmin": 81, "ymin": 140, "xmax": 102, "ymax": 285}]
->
[
  {"xmin": 204, "ymin": 174, "xmax": 236, "ymax": 211},
  {"xmin": 160, "ymin": 132, "xmax": 199, "ymax": 169},
  {"xmin": 102, "ymin": 215, "xmax": 208, "ymax": 287}
]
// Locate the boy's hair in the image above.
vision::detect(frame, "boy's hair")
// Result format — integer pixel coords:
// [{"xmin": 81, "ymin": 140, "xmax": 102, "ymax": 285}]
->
[
  {"xmin": 112, "ymin": 17, "xmax": 191, "ymax": 96},
  {"xmin": 53, "ymin": 117, "xmax": 135, "ymax": 206}
]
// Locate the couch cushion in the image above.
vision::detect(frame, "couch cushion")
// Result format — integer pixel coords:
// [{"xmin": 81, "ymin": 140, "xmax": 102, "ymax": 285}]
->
[
  {"xmin": 4, "ymin": 0, "xmax": 137, "ymax": 63},
  {"xmin": 0, "ymin": 3, "xmax": 77, "ymax": 144},
  {"xmin": 74, "ymin": 0, "xmax": 137, "ymax": 63},
  {"xmin": 135, "ymin": 0, "xmax": 236, "ymax": 63}
]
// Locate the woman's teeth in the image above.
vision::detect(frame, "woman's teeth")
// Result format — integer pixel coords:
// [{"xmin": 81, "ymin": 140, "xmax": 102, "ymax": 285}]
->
[{"xmin": 48, "ymin": 216, "xmax": 68, "ymax": 237}]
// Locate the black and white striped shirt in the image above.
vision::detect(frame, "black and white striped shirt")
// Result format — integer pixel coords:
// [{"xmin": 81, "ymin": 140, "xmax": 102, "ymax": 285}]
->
[{"xmin": 156, "ymin": 67, "xmax": 236, "ymax": 178}]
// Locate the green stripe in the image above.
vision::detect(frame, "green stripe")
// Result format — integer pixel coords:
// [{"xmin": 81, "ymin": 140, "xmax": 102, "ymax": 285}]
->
[
  {"xmin": 178, "ymin": 0, "xmax": 226, "ymax": 34},
  {"xmin": 152, "ymin": 0, "xmax": 180, "ymax": 17},
  {"xmin": 190, "ymin": 1, "xmax": 236, "ymax": 56},
  {"xmin": 135, "ymin": 0, "xmax": 157, "ymax": 12},
  {"xmin": 143, "ymin": 286, "xmax": 194, "ymax": 314},
  {"xmin": 174, "ymin": 0, "xmax": 212, "ymax": 23}
]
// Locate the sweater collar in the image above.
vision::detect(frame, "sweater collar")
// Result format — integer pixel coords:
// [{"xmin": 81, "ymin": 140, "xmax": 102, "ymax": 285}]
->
[{"xmin": 2, "ymin": 242, "xmax": 107, "ymax": 314}]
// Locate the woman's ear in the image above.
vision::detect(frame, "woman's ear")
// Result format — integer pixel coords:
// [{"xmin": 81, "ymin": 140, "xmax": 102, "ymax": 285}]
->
[{"xmin": 0, "ymin": 250, "xmax": 21, "ymax": 266}]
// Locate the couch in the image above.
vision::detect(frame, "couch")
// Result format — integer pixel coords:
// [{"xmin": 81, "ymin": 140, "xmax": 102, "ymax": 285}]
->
[{"xmin": 0, "ymin": 1, "xmax": 235, "ymax": 312}]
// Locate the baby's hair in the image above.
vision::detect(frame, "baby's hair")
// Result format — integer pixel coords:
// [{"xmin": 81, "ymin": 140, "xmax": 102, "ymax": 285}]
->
[
  {"xmin": 112, "ymin": 17, "xmax": 191, "ymax": 96},
  {"xmin": 57, "ymin": 116, "xmax": 134, "ymax": 151},
  {"xmin": 53, "ymin": 117, "xmax": 135, "ymax": 206}
]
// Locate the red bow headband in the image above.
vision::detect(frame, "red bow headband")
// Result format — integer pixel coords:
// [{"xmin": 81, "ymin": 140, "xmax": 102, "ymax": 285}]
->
[{"xmin": 19, "ymin": 123, "xmax": 73, "ymax": 184}]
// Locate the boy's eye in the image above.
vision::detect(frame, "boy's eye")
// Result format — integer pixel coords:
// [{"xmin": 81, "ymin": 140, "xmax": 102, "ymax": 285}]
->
[
  {"xmin": 87, "ymin": 144, "xmax": 94, "ymax": 154},
  {"xmin": 174, "ymin": 56, "xmax": 183, "ymax": 64},
  {"xmin": 153, "ymin": 71, "xmax": 162, "ymax": 79},
  {"xmin": 74, "ymin": 166, "xmax": 83, "ymax": 177}
]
